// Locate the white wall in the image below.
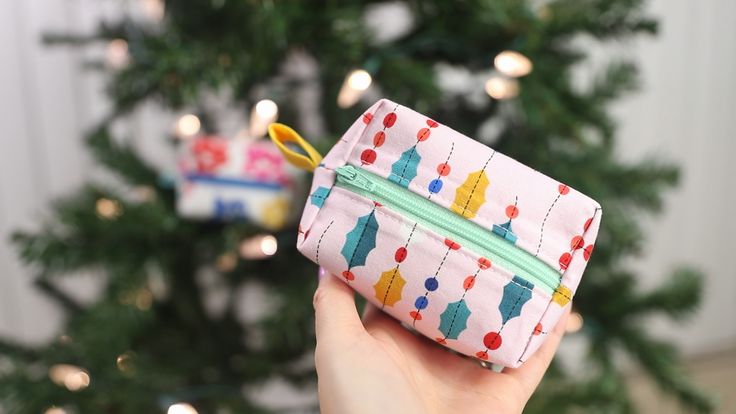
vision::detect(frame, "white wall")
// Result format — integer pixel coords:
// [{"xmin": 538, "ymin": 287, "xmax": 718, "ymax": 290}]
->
[{"xmin": 0, "ymin": 0, "xmax": 734, "ymax": 356}]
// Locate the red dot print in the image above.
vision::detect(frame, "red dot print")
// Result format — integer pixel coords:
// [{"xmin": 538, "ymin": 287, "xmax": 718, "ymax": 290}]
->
[
  {"xmin": 444, "ymin": 238, "xmax": 461, "ymax": 250},
  {"xmin": 360, "ymin": 149, "xmax": 377, "ymax": 164},
  {"xmin": 476, "ymin": 351, "xmax": 489, "ymax": 360},
  {"xmin": 409, "ymin": 310, "xmax": 422, "ymax": 321},
  {"xmin": 558, "ymin": 184, "xmax": 570, "ymax": 195},
  {"xmin": 435, "ymin": 337, "xmax": 447, "ymax": 345},
  {"xmin": 463, "ymin": 276, "xmax": 476, "ymax": 290},
  {"xmin": 383, "ymin": 112, "xmax": 397, "ymax": 128},
  {"xmin": 505, "ymin": 205, "xmax": 519, "ymax": 219},
  {"xmin": 533, "ymin": 323, "xmax": 543, "ymax": 335},
  {"xmin": 373, "ymin": 131, "xmax": 386, "ymax": 147},
  {"xmin": 342, "ymin": 270, "xmax": 355, "ymax": 281},
  {"xmin": 436, "ymin": 163, "xmax": 451, "ymax": 176},
  {"xmin": 394, "ymin": 247, "xmax": 408, "ymax": 263},
  {"xmin": 584, "ymin": 217, "xmax": 593, "ymax": 231},
  {"xmin": 416, "ymin": 128, "xmax": 431, "ymax": 141},
  {"xmin": 570, "ymin": 235, "xmax": 585, "ymax": 250},
  {"xmin": 373, "ymin": 201, "xmax": 383, "ymax": 207},
  {"xmin": 559, "ymin": 252, "xmax": 572, "ymax": 270},
  {"xmin": 362, "ymin": 113, "xmax": 373, "ymax": 124},
  {"xmin": 426, "ymin": 119, "xmax": 439, "ymax": 128},
  {"xmin": 483, "ymin": 332, "xmax": 503, "ymax": 350},
  {"xmin": 583, "ymin": 244, "xmax": 594, "ymax": 261},
  {"xmin": 478, "ymin": 257, "xmax": 491, "ymax": 269}
]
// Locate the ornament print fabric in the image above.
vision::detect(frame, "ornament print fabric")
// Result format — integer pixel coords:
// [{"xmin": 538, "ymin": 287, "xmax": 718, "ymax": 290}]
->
[
  {"xmin": 176, "ymin": 136, "xmax": 298, "ymax": 229},
  {"xmin": 292, "ymin": 99, "xmax": 602, "ymax": 368}
]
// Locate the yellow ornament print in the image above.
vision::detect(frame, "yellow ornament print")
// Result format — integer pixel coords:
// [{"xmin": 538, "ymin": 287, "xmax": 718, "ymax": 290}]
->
[
  {"xmin": 451, "ymin": 170, "xmax": 490, "ymax": 219},
  {"xmin": 373, "ymin": 267, "xmax": 407, "ymax": 307}
]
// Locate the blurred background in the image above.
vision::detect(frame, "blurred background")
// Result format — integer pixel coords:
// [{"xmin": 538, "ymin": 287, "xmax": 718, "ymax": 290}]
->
[{"xmin": 0, "ymin": 0, "xmax": 734, "ymax": 413}]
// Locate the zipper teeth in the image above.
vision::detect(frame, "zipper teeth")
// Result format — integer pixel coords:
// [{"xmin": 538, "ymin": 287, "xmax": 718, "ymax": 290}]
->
[{"xmin": 334, "ymin": 165, "xmax": 560, "ymax": 294}]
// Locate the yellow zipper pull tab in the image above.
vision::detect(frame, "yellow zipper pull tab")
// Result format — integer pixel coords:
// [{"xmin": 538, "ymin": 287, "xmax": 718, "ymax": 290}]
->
[{"xmin": 267, "ymin": 123, "xmax": 323, "ymax": 172}]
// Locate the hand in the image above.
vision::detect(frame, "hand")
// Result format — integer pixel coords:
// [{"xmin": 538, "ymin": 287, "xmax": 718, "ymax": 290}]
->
[{"xmin": 313, "ymin": 268, "xmax": 571, "ymax": 414}]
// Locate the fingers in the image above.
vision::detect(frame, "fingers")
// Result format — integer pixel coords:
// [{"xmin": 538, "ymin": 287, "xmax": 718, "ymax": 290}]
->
[
  {"xmin": 501, "ymin": 306, "xmax": 571, "ymax": 398},
  {"xmin": 313, "ymin": 267, "xmax": 364, "ymax": 345}
]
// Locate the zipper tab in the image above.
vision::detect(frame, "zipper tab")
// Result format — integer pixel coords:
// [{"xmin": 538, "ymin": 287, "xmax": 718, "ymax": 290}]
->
[{"xmin": 336, "ymin": 165, "xmax": 374, "ymax": 192}]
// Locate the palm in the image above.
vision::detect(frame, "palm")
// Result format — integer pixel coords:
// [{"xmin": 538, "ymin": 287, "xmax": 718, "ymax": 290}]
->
[{"xmin": 314, "ymin": 272, "xmax": 569, "ymax": 414}]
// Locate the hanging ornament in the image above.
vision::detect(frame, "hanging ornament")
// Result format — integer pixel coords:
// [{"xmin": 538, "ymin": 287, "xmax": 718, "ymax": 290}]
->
[
  {"xmin": 249, "ymin": 99, "xmax": 279, "ymax": 138},
  {"xmin": 493, "ymin": 51, "xmax": 533, "ymax": 78},
  {"xmin": 106, "ymin": 39, "xmax": 130, "ymax": 69},
  {"xmin": 484, "ymin": 74, "xmax": 519, "ymax": 100},
  {"xmin": 337, "ymin": 69, "xmax": 372, "ymax": 108},
  {"xmin": 176, "ymin": 136, "xmax": 299, "ymax": 227},
  {"xmin": 175, "ymin": 114, "xmax": 201, "ymax": 138},
  {"xmin": 239, "ymin": 234, "xmax": 278, "ymax": 260},
  {"xmin": 168, "ymin": 403, "xmax": 198, "ymax": 414}
]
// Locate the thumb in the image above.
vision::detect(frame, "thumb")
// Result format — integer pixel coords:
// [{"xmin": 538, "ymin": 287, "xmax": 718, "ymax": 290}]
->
[{"xmin": 313, "ymin": 267, "xmax": 364, "ymax": 345}]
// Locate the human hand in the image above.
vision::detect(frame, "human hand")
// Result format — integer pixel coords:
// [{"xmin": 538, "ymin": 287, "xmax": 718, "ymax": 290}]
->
[{"xmin": 313, "ymin": 268, "xmax": 571, "ymax": 414}]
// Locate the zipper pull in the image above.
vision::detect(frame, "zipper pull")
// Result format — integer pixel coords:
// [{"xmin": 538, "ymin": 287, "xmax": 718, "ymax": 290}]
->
[{"xmin": 336, "ymin": 165, "xmax": 375, "ymax": 192}]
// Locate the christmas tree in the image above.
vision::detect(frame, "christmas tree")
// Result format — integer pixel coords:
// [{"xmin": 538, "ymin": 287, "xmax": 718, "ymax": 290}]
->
[{"xmin": 1, "ymin": 1, "xmax": 713, "ymax": 413}]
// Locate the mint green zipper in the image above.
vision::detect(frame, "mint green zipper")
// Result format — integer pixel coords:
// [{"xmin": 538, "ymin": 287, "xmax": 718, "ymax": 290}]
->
[{"xmin": 334, "ymin": 165, "xmax": 560, "ymax": 295}]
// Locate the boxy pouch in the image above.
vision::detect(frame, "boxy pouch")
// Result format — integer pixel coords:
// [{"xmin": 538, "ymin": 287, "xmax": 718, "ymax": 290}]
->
[{"xmin": 268, "ymin": 99, "xmax": 602, "ymax": 367}]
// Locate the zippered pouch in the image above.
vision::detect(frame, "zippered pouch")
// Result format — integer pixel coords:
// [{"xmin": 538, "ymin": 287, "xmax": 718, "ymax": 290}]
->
[
  {"xmin": 176, "ymin": 136, "xmax": 298, "ymax": 229},
  {"xmin": 268, "ymin": 99, "xmax": 602, "ymax": 367}
]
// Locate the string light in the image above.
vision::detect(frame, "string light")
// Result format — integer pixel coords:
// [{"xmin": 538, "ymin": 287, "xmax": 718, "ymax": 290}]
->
[
  {"xmin": 48, "ymin": 364, "xmax": 90, "ymax": 391},
  {"xmin": 44, "ymin": 407, "xmax": 67, "ymax": 414},
  {"xmin": 176, "ymin": 114, "xmax": 201, "ymax": 138},
  {"xmin": 215, "ymin": 252, "xmax": 238, "ymax": 272},
  {"xmin": 140, "ymin": 0, "xmax": 165, "ymax": 21},
  {"xmin": 106, "ymin": 39, "xmax": 130, "ymax": 69},
  {"xmin": 484, "ymin": 75, "xmax": 519, "ymax": 100},
  {"xmin": 565, "ymin": 311, "xmax": 584, "ymax": 333},
  {"xmin": 337, "ymin": 69, "xmax": 373, "ymax": 108},
  {"xmin": 168, "ymin": 403, "xmax": 199, "ymax": 414},
  {"xmin": 239, "ymin": 234, "xmax": 278, "ymax": 259},
  {"xmin": 116, "ymin": 351, "xmax": 136, "ymax": 376},
  {"xmin": 493, "ymin": 50, "xmax": 533, "ymax": 78},
  {"xmin": 96, "ymin": 198, "xmax": 123, "ymax": 220},
  {"xmin": 249, "ymin": 99, "xmax": 279, "ymax": 138}
]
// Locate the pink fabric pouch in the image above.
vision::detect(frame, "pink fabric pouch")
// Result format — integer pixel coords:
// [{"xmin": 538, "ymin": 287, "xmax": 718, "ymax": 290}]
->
[{"xmin": 269, "ymin": 99, "xmax": 602, "ymax": 367}]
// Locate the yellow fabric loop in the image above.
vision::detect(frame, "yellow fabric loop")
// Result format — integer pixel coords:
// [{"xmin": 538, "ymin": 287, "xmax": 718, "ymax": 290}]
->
[{"xmin": 267, "ymin": 123, "xmax": 323, "ymax": 172}]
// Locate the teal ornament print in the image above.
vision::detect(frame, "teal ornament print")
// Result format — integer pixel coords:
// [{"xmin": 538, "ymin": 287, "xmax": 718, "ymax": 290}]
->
[
  {"xmin": 499, "ymin": 276, "xmax": 533, "ymax": 324},
  {"xmin": 388, "ymin": 145, "xmax": 421, "ymax": 188},
  {"xmin": 310, "ymin": 186, "xmax": 331, "ymax": 208},
  {"xmin": 492, "ymin": 220, "xmax": 518, "ymax": 244},
  {"xmin": 341, "ymin": 211, "xmax": 379, "ymax": 268},
  {"xmin": 438, "ymin": 299, "xmax": 471, "ymax": 340}
]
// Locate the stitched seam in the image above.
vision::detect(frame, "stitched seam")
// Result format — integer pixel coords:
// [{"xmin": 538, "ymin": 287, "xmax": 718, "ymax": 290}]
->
[{"xmin": 314, "ymin": 220, "xmax": 334, "ymax": 265}]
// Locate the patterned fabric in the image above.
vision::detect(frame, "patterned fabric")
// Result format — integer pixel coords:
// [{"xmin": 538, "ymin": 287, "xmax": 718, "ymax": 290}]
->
[
  {"xmin": 176, "ymin": 136, "xmax": 299, "ymax": 229},
  {"xmin": 295, "ymin": 99, "xmax": 602, "ymax": 368}
]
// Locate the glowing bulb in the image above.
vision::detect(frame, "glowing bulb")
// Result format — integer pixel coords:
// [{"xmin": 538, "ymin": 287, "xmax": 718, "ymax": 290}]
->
[
  {"xmin": 106, "ymin": 39, "xmax": 130, "ymax": 69},
  {"xmin": 484, "ymin": 75, "xmax": 519, "ymax": 100},
  {"xmin": 96, "ymin": 198, "xmax": 123, "ymax": 220},
  {"xmin": 215, "ymin": 252, "xmax": 238, "ymax": 272},
  {"xmin": 239, "ymin": 234, "xmax": 278, "ymax": 259},
  {"xmin": 140, "ymin": 0, "xmax": 165, "ymax": 21},
  {"xmin": 493, "ymin": 51, "xmax": 533, "ymax": 78},
  {"xmin": 44, "ymin": 407, "xmax": 67, "ymax": 414},
  {"xmin": 255, "ymin": 99, "xmax": 278, "ymax": 119},
  {"xmin": 337, "ymin": 69, "xmax": 373, "ymax": 108},
  {"xmin": 176, "ymin": 114, "xmax": 201, "ymax": 138},
  {"xmin": 565, "ymin": 312, "xmax": 584, "ymax": 333},
  {"xmin": 168, "ymin": 403, "xmax": 198, "ymax": 414},
  {"xmin": 260, "ymin": 235, "xmax": 278, "ymax": 256},
  {"xmin": 249, "ymin": 100, "xmax": 279, "ymax": 137},
  {"xmin": 48, "ymin": 364, "xmax": 90, "ymax": 391}
]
